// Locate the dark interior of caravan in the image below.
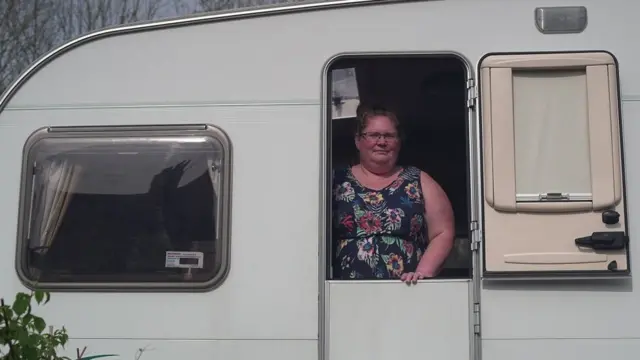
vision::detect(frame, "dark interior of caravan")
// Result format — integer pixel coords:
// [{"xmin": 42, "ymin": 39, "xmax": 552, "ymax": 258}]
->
[{"xmin": 327, "ymin": 55, "xmax": 471, "ymax": 279}]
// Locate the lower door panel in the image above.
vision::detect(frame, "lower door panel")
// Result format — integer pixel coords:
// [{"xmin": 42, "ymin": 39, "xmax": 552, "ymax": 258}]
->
[{"xmin": 326, "ymin": 279, "xmax": 472, "ymax": 360}]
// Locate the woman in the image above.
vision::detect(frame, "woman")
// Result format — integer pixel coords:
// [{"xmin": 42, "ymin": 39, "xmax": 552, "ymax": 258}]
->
[{"xmin": 332, "ymin": 104, "xmax": 455, "ymax": 283}]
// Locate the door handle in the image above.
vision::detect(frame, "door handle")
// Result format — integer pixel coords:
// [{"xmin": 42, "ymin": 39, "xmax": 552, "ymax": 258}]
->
[{"xmin": 575, "ymin": 231, "xmax": 628, "ymax": 251}]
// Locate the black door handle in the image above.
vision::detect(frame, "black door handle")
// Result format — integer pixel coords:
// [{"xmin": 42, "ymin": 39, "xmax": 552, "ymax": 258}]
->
[{"xmin": 575, "ymin": 231, "xmax": 628, "ymax": 251}]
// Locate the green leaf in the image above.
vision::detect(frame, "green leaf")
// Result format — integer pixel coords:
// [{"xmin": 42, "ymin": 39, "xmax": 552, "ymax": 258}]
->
[
  {"xmin": 60, "ymin": 332, "xmax": 69, "ymax": 345},
  {"xmin": 353, "ymin": 205, "xmax": 366, "ymax": 219},
  {"xmin": 22, "ymin": 313, "xmax": 33, "ymax": 326},
  {"xmin": 1, "ymin": 306, "xmax": 14, "ymax": 320},
  {"xmin": 15, "ymin": 292, "xmax": 31, "ymax": 302},
  {"xmin": 21, "ymin": 346, "xmax": 38, "ymax": 360},
  {"xmin": 380, "ymin": 236, "xmax": 396, "ymax": 245},
  {"xmin": 398, "ymin": 240, "xmax": 406, "ymax": 252},
  {"xmin": 32, "ymin": 316, "xmax": 46, "ymax": 333},
  {"xmin": 28, "ymin": 333, "xmax": 40, "ymax": 345},
  {"xmin": 16, "ymin": 326, "xmax": 29, "ymax": 345},
  {"xmin": 34, "ymin": 291, "xmax": 44, "ymax": 305},
  {"xmin": 12, "ymin": 296, "xmax": 29, "ymax": 316}
]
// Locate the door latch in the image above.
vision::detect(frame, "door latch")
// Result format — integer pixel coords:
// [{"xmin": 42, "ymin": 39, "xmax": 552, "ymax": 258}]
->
[{"xmin": 575, "ymin": 231, "xmax": 628, "ymax": 251}]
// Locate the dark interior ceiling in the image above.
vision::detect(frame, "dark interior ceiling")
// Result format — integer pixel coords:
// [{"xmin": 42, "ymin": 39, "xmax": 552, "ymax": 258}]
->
[{"xmin": 354, "ymin": 56, "xmax": 466, "ymax": 129}]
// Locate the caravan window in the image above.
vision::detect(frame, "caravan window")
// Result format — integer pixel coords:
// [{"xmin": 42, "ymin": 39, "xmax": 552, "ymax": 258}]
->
[{"xmin": 16, "ymin": 125, "xmax": 232, "ymax": 291}]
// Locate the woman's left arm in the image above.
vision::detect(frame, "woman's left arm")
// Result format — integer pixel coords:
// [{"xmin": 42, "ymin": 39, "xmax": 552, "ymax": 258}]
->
[{"xmin": 401, "ymin": 171, "xmax": 455, "ymax": 283}]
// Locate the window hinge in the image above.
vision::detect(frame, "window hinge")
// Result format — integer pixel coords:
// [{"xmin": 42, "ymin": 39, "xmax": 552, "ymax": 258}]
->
[
  {"xmin": 466, "ymin": 78, "xmax": 477, "ymax": 109},
  {"xmin": 473, "ymin": 302, "xmax": 481, "ymax": 335}
]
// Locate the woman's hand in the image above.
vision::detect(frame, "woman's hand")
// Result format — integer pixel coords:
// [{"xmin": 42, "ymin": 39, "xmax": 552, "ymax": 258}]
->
[{"xmin": 400, "ymin": 269, "xmax": 435, "ymax": 284}]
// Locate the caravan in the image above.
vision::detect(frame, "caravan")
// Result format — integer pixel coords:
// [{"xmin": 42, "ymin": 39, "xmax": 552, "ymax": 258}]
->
[{"xmin": 0, "ymin": 0, "xmax": 636, "ymax": 359}]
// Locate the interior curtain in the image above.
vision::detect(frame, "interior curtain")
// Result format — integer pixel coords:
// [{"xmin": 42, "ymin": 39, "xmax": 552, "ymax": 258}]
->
[
  {"xmin": 206, "ymin": 158, "xmax": 220, "ymax": 199},
  {"xmin": 206, "ymin": 157, "xmax": 221, "ymax": 241},
  {"xmin": 33, "ymin": 158, "xmax": 83, "ymax": 250}
]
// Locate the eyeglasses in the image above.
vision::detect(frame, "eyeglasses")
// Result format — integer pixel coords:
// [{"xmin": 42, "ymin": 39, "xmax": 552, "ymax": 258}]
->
[{"xmin": 360, "ymin": 132, "xmax": 399, "ymax": 142}]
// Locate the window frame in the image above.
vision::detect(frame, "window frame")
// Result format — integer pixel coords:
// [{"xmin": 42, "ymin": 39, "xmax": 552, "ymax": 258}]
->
[
  {"xmin": 15, "ymin": 124, "xmax": 233, "ymax": 292},
  {"xmin": 479, "ymin": 51, "xmax": 623, "ymax": 213}
]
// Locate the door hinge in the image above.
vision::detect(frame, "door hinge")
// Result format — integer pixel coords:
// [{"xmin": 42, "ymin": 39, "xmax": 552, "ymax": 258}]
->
[
  {"xmin": 473, "ymin": 302, "xmax": 481, "ymax": 335},
  {"xmin": 466, "ymin": 78, "xmax": 477, "ymax": 109},
  {"xmin": 469, "ymin": 220, "xmax": 479, "ymax": 231},
  {"xmin": 469, "ymin": 221, "xmax": 480, "ymax": 251}
]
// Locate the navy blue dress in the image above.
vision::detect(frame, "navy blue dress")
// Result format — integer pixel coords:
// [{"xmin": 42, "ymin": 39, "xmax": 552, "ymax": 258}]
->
[{"xmin": 332, "ymin": 166, "xmax": 429, "ymax": 279}]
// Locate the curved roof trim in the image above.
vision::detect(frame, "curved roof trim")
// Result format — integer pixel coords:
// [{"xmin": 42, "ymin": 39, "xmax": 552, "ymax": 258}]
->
[{"xmin": 0, "ymin": 0, "xmax": 416, "ymax": 112}]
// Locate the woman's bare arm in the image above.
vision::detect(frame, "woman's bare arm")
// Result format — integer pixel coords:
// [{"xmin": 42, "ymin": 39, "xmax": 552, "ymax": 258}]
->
[
  {"xmin": 401, "ymin": 171, "xmax": 455, "ymax": 283},
  {"xmin": 417, "ymin": 171, "xmax": 455, "ymax": 275}
]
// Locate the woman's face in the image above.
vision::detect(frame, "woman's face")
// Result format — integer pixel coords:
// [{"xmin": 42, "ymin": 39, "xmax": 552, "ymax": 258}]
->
[{"xmin": 355, "ymin": 114, "xmax": 400, "ymax": 168}]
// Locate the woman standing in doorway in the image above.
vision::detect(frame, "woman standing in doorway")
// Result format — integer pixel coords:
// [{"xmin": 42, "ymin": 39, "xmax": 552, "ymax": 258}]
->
[{"xmin": 332, "ymin": 104, "xmax": 455, "ymax": 283}]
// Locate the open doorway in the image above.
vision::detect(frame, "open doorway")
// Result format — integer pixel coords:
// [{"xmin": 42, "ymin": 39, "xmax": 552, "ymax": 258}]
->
[{"xmin": 326, "ymin": 54, "xmax": 472, "ymax": 280}]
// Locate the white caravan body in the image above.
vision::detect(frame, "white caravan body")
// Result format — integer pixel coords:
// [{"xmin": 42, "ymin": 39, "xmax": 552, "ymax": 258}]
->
[{"xmin": 0, "ymin": 0, "xmax": 638, "ymax": 359}]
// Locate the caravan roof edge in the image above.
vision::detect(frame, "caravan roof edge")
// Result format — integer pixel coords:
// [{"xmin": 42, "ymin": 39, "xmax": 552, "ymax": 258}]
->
[{"xmin": 0, "ymin": 0, "xmax": 421, "ymax": 112}]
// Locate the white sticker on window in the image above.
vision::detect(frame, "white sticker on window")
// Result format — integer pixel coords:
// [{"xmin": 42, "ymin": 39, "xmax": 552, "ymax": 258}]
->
[{"xmin": 165, "ymin": 251, "xmax": 204, "ymax": 269}]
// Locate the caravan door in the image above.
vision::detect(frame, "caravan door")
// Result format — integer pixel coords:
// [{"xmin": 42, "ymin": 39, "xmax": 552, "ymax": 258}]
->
[
  {"xmin": 323, "ymin": 53, "xmax": 476, "ymax": 360},
  {"xmin": 478, "ymin": 51, "xmax": 630, "ymax": 276}
]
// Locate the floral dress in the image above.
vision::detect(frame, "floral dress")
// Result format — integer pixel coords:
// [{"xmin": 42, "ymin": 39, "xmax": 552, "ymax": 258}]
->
[{"xmin": 332, "ymin": 166, "xmax": 428, "ymax": 279}]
